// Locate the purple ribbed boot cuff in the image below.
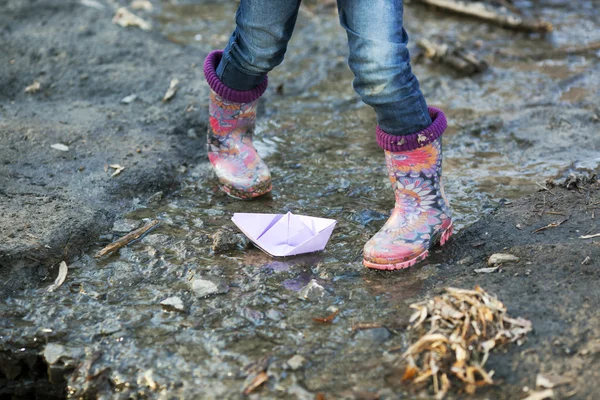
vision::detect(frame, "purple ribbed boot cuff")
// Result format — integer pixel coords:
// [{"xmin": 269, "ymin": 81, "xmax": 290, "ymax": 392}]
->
[
  {"xmin": 376, "ymin": 107, "xmax": 447, "ymax": 152},
  {"xmin": 203, "ymin": 50, "xmax": 268, "ymax": 103}
]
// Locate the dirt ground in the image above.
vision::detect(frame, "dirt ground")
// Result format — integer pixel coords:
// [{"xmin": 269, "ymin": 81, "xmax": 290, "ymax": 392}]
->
[
  {"xmin": 1, "ymin": 0, "xmax": 599, "ymax": 399},
  {"xmin": 0, "ymin": 0, "xmax": 210, "ymax": 296}
]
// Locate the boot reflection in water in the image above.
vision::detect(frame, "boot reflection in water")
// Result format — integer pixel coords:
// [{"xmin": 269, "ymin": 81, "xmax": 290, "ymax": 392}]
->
[{"xmin": 203, "ymin": 0, "xmax": 452, "ymax": 268}]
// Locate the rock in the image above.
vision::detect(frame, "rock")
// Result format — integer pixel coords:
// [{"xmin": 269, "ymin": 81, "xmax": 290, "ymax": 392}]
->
[
  {"xmin": 141, "ymin": 234, "xmax": 171, "ymax": 247},
  {"xmin": 43, "ymin": 343, "xmax": 67, "ymax": 364},
  {"xmin": 191, "ymin": 278, "xmax": 228, "ymax": 298},
  {"xmin": 286, "ymin": 355, "xmax": 306, "ymax": 370},
  {"xmin": 112, "ymin": 218, "xmax": 142, "ymax": 233},
  {"xmin": 298, "ymin": 279, "xmax": 325, "ymax": 301},
  {"xmin": 266, "ymin": 309, "xmax": 283, "ymax": 321},
  {"xmin": 355, "ymin": 327, "xmax": 391, "ymax": 343},
  {"xmin": 146, "ymin": 191, "xmax": 164, "ymax": 204},
  {"xmin": 458, "ymin": 256, "xmax": 474, "ymax": 266},
  {"xmin": 240, "ymin": 307, "xmax": 264, "ymax": 325},
  {"xmin": 160, "ymin": 296, "xmax": 184, "ymax": 312},
  {"xmin": 488, "ymin": 253, "xmax": 519, "ymax": 266},
  {"xmin": 211, "ymin": 229, "xmax": 249, "ymax": 253}
]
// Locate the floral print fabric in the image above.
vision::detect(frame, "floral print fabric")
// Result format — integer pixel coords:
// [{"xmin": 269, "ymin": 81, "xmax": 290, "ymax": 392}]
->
[
  {"xmin": 363, "ymin": 138, "xmax": 453, "ymax": 270},
  {"xmin": 208, "ymin": 89, "xmax": 271, "ymax": 199}
]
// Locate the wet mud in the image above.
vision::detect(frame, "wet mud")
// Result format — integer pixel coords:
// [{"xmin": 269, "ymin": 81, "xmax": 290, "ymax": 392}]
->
[{"xmin": 1, "ymin": 0, "xmax": 600, "ymax": 398}]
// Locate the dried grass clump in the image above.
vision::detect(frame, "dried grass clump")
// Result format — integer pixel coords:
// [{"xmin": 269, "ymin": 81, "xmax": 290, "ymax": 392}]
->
[{"xmin": 402, "ymin": 286, "xmax": 532, "ymax": 399}]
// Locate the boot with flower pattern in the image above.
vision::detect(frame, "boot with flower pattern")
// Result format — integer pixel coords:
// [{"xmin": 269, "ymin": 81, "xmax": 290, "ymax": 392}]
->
[
  {"xmin": 363, "ymin": 107, "xmax": 453, "ymax": 270},
  {"xmin": 203, "ymin": 50, "xmax": 271, "ymax": 200}
]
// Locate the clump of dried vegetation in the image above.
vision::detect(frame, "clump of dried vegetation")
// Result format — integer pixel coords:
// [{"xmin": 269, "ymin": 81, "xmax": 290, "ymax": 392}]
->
[{"xmin": 402, "ymin": 286, "xmax": 532, "ymax": 399}]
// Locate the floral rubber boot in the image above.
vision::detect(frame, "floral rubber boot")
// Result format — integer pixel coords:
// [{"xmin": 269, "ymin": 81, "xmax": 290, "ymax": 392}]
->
[
  {"xmin": 363, "ymin": 107, "xmax": 453, "ymax": 270},
  {"xmin": 203, "ymin": 50, "xmax": 271, "ymax": 200}
]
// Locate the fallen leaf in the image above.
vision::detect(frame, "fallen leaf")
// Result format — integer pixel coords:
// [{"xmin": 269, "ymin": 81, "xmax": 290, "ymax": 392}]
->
[
  {"xmin": 109, "ymin": 164, "xmax": 125, "ymax": 177},
  {"xmin": 474, "ymin": 266, "xmax": 499, "ymax": 274},
  {"xmin": 522, "ymin": 389, "xmax": 554, "ymax": 400},
  {"xmin": 80, "ymin": 0, "xmax": 104, "ymax": 9},
  {"xmin": 488, "ymin": 253, "xmax": 519, "ymax": 266},
  {"xmin": 51, "ymin": 143, "xmax": 69, "ymax": 152},
  {"xmin": 162, "ymin": 78, "xmax": 180, "ymax": 102},
  {"xmin": 131, "ymin": 0, "xmax": 153, "ymax": 11},
  {"xmin": 313, "ymin": 309, "xmax": 339, "ymax": 323},
  {"xmin": 242, "ymin": 371, "xmax": 268, "ymax": 395},
  {"xmin": 25, "ymin": 81, "xmax": 41, "ymax": 93},
  {"xmin": 47, "ymin": 261, "xmax": 68, "ymax": 292},
  {"xmin": 112, "ymin": 7, "xmax": 151, "ymax": 31},
  {"xmin": 121, "ymin": 94, "xmax": 137, "ymax": 104}
]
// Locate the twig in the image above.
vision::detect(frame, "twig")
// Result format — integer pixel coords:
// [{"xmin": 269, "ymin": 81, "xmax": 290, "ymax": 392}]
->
[
  {"xmin": 532, "ymin": 219, "xmax": 568, "ymax": 233},
  {"xmin": 580, "ymin": 233, "xmax": 600, "ymax": 239},
  {"xmin": 313, "ymin": 309, "xmax": 340, "ymax": 324},
  {"xmin": 416, "ymin": 0, "xmax": 553, "ymax": 33},
  {"xmin": 417, "ymin": 39, "xmax": 488, "ymax": 75},
  {"xmin": 95, "ymin": 219, "xmax": 160, "ymax": 258}
]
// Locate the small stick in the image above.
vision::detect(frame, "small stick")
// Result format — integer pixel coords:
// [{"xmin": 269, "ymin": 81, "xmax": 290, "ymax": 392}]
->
[
  {"xmin": 416, "ymin": 0, "xmax": 553, "ymax": 33},
  {"xmin": 580, "ymin": 233, "xmax": 600, "ymax": 239},
  {"xmin": 532, "ymin": 219, "xmax": 568, "ymax": 233},
  {"xmin": 313, "ymin": 309, "xmax": 340, "ymax": 324},
  {"xmin": 417, "ymin": 39, "xmax": 488, "ymax": 75},
  {"xmin": 95, "ymin": 219, "xmax": 160, "ymax": 258}
]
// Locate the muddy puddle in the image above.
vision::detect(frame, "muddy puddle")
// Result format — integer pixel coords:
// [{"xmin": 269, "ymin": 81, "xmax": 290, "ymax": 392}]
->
[{"xmin": 2, "ymin": 1, "xmax": 599, "ymax": 398}]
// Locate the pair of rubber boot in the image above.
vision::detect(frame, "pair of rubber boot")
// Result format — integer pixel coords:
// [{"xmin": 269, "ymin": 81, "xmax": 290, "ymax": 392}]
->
[{"xmin": 204, "ymin": 51, "xmax": 452, "ymax": 270}]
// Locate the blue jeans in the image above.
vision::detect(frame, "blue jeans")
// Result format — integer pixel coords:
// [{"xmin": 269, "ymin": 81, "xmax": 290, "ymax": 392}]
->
[{"xmin": 216, "ymin": 0, "xmax": 432, "ymax": 136}]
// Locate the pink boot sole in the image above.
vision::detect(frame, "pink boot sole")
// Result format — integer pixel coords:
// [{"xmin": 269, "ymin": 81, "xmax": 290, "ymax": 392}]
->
[{"xmin": 363, "ymin": 223, "xmax": 454, "ymax": 271}]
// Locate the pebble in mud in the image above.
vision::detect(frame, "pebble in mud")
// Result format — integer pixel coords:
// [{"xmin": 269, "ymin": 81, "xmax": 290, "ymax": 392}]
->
[
  {"xmin": 191, "ymin": 278, "xmax": 228, "ymax": 298},
  {"xmin": 297, "ymin": 279, "xmax": 326, "ymax": 301},
  {"xmin": 286, "ymin": 355, "xmax": 307, "ymax": 371},
  {"xmin": 211, "ymin": 229, "xmax": 249, "ymax": 253},
  {"xmin": 355, "ymin": 327, "xmax": 391, "ymax": 343},
  {"xmin": 112, "ymin": 218, "xmax": 142, "ymax": 233}
]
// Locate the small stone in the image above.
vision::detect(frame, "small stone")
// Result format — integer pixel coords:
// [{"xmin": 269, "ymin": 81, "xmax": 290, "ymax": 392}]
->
[
  {"xmin": 43, "ymin": 343, "xmax": 66, "ymax": 364},
  {"xmin": 298, "ymin": 279, "xmax": 325, "ymax": 301},
  {"xmin": 187, "ymin": 128, "xmax": 197, "ymax": 138},
  {"xmin": 212, "ymin": 229, "xmax": 249, "ymax": 253},
  {"xmin": 488, "ymin": 253, "xmax": 519, "ymax": 266},
  {"xmin": 191, "ymin": 278, "xmax": 228, "ymax": 298},
  {"xmin": 141, "ymin": 234, "xmax": 171, "ymax": 247},
  {"xmin": 581, "ymin": 256, "xmax": 591, "ymax": 265},
  {"xmin": 266, "ymin": 309, "xmax": 283, "ymax": 321},
  {"xmin": 112, "ymin": 219, "xmax": 142, "ymax": 233},
  {"xmin": 458, "ymin": 256, "xmax": 474, "ymax": 266},
  {"xmin": 160, "ymin": 296, "xmax": 184, "ymax": 312},
  {"xmin": 286, "ymin": 355, "xmax": 306, "ymax": 370},
  {"xmin": 50, "ymin": 143, "xmax": 69, "ymax": 152},
  {"xmin": 355, "ymin": 327, "xmax": 391, "ymax": 343},
  {"xmin": 121, "ymin": 94, "xmax": 137, "ymax": 104},
  {"xmin": 146, "ymin": 191, "xmax": 164, "ymax": 204}
]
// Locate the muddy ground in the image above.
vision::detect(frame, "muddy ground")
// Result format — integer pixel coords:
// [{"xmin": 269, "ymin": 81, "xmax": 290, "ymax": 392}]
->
[{"xmin": 1, "ymin": 0, "xmax": 600, "ymax": 399}]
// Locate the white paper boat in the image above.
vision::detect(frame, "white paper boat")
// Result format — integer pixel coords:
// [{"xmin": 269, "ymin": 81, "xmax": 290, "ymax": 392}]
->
[{"xmin": 232, "ymin": 212, "xmax": 337, "ymax": 257}]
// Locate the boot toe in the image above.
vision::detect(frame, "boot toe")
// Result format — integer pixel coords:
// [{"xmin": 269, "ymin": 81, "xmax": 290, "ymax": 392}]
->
[{"xmin": 363, "ymin": 233, "xmax": 429, "ymax": 270}]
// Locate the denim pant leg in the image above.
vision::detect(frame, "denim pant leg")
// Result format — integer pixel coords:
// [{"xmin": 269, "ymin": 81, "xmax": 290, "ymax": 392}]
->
[
  {"xmin": 337, "ymin": 0, "xmax": 432, "ymax": 136},
  {"xmin": 217, "ymin": 0, "xmax": 302, "ymax": 91}
]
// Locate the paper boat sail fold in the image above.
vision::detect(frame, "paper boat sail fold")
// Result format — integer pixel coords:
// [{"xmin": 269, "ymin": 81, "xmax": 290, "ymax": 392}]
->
[{"xmin": 232, "ymin": 212, "xmax": 337, "ymax": 257}]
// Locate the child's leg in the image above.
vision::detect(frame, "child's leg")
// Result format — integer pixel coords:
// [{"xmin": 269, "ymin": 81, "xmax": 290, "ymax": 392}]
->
[
  {"xmin": 337, "ymin": 0, "xmax": 453, "ymax": 270},
  {"xmin": 216, "ymin": 0, "xmax": 302, "ymax": 91},
  {"xmin": 203, "ymin": 1, "xmax": 301, "ymax": 199},
  {"xmin": 337, "ymin": 0, "xmax": 431, "ymax": 136}
]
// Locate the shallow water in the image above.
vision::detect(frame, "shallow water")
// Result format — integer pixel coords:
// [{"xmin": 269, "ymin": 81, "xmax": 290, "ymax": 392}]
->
[{"xmin": 2, "ymin": 1, "xmax": 599, "ymax": 398}]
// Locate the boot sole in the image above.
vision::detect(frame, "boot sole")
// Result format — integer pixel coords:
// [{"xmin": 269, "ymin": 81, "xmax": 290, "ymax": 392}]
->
[
  {"xmin": 221, "ymin": 180, "xmax": 272, "ymax": 200},
  {"xmin": 363, "ymin": 222, "xmax": 454, "ymax": 271}
]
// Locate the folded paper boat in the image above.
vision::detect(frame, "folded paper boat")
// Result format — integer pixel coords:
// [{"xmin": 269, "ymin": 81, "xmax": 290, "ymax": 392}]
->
[{"xmin": 232, "ymin": 212, "xmax": 337, "ymax": 257}]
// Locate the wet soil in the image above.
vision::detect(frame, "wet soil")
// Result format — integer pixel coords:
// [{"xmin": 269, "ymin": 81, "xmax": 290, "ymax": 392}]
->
[{"xmin": 1, "ymin": 0, "xmax": 600, "ymax": 399}]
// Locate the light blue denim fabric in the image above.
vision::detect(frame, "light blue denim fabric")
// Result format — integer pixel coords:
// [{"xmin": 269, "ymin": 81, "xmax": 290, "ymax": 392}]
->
[{"xmin": 217, "ymin": 0, "xmax": 432, "ymax": 135}]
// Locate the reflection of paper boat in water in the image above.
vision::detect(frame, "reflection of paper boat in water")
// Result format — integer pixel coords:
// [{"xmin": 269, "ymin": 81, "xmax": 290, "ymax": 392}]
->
[{"xmin": 232, "ymin": 212, "xmax": 337, "ymax": 257}]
